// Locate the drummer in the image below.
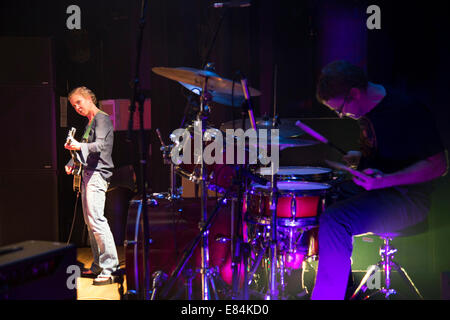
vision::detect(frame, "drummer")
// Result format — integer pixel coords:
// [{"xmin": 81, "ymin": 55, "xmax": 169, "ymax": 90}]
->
[{"xmin": 310, "ymin": 60, "xmax": 447, "ymax": 300}]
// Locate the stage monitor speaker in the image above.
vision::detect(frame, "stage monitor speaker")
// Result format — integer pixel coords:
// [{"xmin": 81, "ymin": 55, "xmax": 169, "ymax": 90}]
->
[
  {"xmin": 0, "ymin": 85, "xmax": 57, "ymax": 171},
  {"xmin": 0, "ymin": 171, "xmax": 58, "ymax": 246},
  {"xmin": 0, "ymin": 37, "xmax": 54, "ymax": 86},
  {"xmin": 0, "ymin": 240, "xmax": 77, "ymax": 300}
]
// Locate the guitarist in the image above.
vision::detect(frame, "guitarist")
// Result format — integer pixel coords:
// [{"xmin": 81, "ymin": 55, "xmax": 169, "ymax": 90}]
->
[{"xmin": 64, "ymin": 86, "xmax": 119, "ymax": 286}]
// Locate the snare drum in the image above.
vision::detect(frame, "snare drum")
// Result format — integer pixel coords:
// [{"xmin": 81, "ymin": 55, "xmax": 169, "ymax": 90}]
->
[
  {"xmin": 257, "ymin": 166, "xmax": 334, "ymax": 182},
  {"xmin": 245, "ymin": 180, "xmax": 330, "ymax": 227}
]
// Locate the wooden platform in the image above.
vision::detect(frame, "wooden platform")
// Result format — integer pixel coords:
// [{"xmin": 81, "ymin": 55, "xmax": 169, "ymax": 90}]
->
[{"xmin": 76, "ymin": 246, "xmax": 126, "ymax": 300}]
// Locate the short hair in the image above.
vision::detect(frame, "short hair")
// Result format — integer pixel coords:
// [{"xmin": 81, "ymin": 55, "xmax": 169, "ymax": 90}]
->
[
  {"xmin": 316, "ymin": 60, "xmax": 368, "ymax": 103},
  {"xmin": 68, "ymin": 86, "xmax": 98, "ymax": 106}
]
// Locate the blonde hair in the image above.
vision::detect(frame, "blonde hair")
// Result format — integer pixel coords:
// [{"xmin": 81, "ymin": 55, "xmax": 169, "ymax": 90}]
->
[{"xmin": 68, "ymin": 86, "xmax": 99, "ymax": 106}]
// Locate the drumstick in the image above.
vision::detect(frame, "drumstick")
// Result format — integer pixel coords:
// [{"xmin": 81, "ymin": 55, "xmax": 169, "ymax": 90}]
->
[
  {"xmin": 325, "ymin": 159, "xmax": 368, "ymax": 180},
  {"xmin": 295, "ymin": 120, "xmax": 347, "ymax": 155}
]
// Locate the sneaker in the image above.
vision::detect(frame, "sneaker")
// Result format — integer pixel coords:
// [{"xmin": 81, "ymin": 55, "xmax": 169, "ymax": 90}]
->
[{"xmin": 93, "ymin": 275, "xmax": 115, "ymax": 286}]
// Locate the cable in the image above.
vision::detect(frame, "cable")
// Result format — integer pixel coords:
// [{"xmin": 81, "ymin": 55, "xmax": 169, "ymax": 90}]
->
[{"xmin": 66, "ymin": 192, "xmax": 80, "ymax": 245}]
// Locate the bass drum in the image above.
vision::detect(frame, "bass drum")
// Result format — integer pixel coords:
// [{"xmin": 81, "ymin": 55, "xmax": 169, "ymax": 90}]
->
[{"xmin": 124, "ymin": 196, "xmax": 233, "ymax": 299}]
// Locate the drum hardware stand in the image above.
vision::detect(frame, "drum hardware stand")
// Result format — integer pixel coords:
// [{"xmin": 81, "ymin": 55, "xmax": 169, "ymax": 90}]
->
[
  {"xmin": 150, "ymin": 271, "xmax": 168, "ymax": 300},
  {"xmin": 159, "ymin": 76, "xmax": 222, "ymax": 300},
  {"xmin": 198, "ymin": 76, "xmax": 214, "ymax": 300},
  {"xmin": 230, "ymin": 165, "xmax": 252, "ymax": 300},
  {"xmin": 159, "ymin": 188, "xmax": 232, "ymax": 299},
  {"xmin": 229, "ymin": 75, "xmax": 260, "ymax": 299},
  {"xmin": 267, "ymin": 137, "xmax": 279, "ymax": 300},
  {"xmin": 156, "ymin": 128, "xmax": 182, "ymax": 200}
]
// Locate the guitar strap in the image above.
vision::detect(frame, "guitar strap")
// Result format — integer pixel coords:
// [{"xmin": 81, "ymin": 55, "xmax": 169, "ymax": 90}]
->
[{"xmin": 81, "ymin": 111, "xmax": 108, "ymax": 142}]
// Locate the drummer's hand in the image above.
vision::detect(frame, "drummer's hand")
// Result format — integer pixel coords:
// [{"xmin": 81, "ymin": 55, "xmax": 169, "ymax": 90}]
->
[
  {"xmin": 352, "ymin": 168, "xmax": 386, "ymax": 190},
  {"xmin": 343, "ymin": 150, "xmax": 362, "ymax": 168},
  {"xmin": 64, "ymin": 139, "xmax": 81, "ymax": 151}
]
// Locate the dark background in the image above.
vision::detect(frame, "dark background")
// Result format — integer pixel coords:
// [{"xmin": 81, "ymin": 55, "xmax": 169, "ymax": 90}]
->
[{"xmin": 0, "ymin": 0, "xmax": 449, "ymax": 299}]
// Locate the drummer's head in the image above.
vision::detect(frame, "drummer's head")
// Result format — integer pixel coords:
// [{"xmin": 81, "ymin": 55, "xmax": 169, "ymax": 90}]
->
[{"xmin": 316, "ymin": 60, "xmax": 369, "ymax": 119}]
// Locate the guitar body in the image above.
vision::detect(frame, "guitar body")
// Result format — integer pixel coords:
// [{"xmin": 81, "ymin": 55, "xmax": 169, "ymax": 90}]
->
[{"xmin": 67, "ymin": 127, "xmax": 83, "ymax": 193}]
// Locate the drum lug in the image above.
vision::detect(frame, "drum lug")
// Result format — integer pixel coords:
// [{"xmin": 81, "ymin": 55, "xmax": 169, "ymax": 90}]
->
[
  {"xmin": 124, "ymin": 240, "xmax": 137, "ymax": 247},
  {"xmin": 291, "ymin": 194, "xmax": 297, "ymax": 220}
]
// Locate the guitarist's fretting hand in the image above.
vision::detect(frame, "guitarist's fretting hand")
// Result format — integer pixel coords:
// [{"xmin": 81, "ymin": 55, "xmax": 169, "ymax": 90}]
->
[
  {"xmin": 64, "ymin": 139, "xmax": 81, "ymax": 151},
  {"xmin": 65, "ymin": 165, "xmax": 74, "ymax": 175}
]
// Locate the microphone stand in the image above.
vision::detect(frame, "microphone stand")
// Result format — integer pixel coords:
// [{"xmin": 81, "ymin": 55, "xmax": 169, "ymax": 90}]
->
[
  {"xmin": 201, "ymin": 7, "xmax": 230, "ymax": 69},
  {"xmin": 127, "ymin": 0, "xmax": 151, "ymax": 300}
]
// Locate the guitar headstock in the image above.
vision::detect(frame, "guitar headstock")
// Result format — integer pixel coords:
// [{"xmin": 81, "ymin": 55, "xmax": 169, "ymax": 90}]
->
[{"xmin": 66, "ymin": 127, "xmax": 77, "ymax": 144}]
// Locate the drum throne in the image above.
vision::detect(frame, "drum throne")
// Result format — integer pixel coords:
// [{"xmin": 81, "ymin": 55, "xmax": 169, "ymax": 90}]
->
[{"xmin": 351, "ymin": 219, "xmax": 427, "ymax": 300}]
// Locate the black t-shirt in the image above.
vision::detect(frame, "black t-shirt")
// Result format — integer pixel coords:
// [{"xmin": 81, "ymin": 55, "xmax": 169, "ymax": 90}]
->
[{"xmin": 357, "ymin": 86, "xmax": 444, "ymax": 193}]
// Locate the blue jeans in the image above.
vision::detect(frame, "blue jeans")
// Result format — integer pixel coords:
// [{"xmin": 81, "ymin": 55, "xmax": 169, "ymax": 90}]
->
[
  {"xmin": 311, "ymin": 181, "xmax": 430, "ymax": 300},
  {"xmin": 81, "ymin": 170, "xmax": 119, "ymax": 276}
]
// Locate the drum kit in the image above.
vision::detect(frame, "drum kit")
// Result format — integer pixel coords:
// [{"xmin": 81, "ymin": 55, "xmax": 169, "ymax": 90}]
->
[{"xmin": 124, "ymin": 65, "xmax": 342, "ymax": 300}]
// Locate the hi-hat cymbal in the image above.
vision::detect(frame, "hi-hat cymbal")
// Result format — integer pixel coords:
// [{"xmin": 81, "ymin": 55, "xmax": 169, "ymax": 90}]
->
[
  {"xmin": 221, "ymin": 128, "xmax": 317, "ymax": 150},
  {"xmin": 152, "ymin": 66, "xmax": 261, "ymax": 106},
  {"xmin": 220, "ymin": 117, "xmax": 306, "ymax": 139},
  {"xmin": 239, "ymin": 135, "xmax": 318, "ymax": 150}
]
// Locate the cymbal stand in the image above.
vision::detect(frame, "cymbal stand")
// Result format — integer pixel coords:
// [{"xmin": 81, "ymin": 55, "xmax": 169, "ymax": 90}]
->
[
  {"xmin": 268, "ymin": 68, "xmax": 280, "ymax": 299},
  {"xmin": 268, "ymin": 163, "xmax": 279, "ymax": 299},
  {"xmin": 158, "ymin": 77, "xmax": 230, "ymax": 301},
  {"xmin": 198, "ymin": 76, "xmax": 213, "ymax": 300}
]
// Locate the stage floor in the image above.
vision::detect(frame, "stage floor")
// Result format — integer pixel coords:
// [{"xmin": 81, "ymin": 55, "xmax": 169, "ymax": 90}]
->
[{"xmin": 76, "ymin": 246, "xmax": 126, "ymax": 300}]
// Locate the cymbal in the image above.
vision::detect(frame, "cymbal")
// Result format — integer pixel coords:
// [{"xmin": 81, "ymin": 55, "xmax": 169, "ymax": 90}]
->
[
  {"xmin": 224, "ymin": 130, "xmax": 318, "ymax": 150},
  {"xmin": 220, "ymin": 117, "xmax": 306, "ymax": 139},
  {"xmin": 245, "ymin": 136, "xmax": 318, "ymax": 151},
  {"xmin": 152, "ymin": 66, "xmax": 261, "ymax": 106}
]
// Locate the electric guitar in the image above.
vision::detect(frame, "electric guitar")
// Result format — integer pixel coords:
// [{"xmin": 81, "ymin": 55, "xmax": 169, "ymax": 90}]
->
[{"xmin": 66, "ymin": 127, "xmax": 82, "ymax": 193}]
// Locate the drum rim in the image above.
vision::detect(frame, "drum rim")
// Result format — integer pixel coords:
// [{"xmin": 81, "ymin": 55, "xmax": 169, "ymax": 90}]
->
[
  {"xmin": 246, "ymin": 215, "xmax": 319, "ymax": 228},
  {"xmin": 257, "ymin": 166, "xmax": 334, "ymax": 182},
  {"xmin": 257, "ymin": 165, "xmax": 332, "ymax": 174}
]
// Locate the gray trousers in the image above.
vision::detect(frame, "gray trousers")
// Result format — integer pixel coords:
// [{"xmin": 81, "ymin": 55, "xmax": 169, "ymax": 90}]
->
[{"xmin": 81, "ymin": 170, "xmax": 119, "ymax": 276}]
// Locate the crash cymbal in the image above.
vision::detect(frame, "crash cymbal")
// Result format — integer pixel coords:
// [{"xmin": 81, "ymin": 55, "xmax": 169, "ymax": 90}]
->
[
  {"xmin": 152, "ymin": 66, "xmax": 261, "ymax": 106},
  {"xmin": 220, "ymin": 117, "xmax": 306, "ymax": 139}
]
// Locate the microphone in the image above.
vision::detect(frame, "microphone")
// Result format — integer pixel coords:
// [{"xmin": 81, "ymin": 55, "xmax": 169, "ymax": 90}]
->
[{"xmin": 212, "ymin": 1, "xmax": 251, "ymax": 8}]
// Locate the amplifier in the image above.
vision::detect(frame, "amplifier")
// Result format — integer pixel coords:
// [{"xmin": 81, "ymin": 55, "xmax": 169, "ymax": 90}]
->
[{"xmin": 0, "ymin": 240, "xmax": 77, "ymax": 300}]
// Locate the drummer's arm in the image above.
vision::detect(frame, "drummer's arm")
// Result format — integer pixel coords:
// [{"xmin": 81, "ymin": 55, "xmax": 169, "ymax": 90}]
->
[{"xmin": 353, "ymin": 151, "xmax": 448, "ymax": 190}]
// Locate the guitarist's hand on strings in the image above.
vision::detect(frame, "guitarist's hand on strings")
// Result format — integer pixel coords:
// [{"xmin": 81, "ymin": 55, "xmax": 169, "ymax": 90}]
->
[{"xmin": 64, "ymin": 139, "xmax": 81, "ymax": 151}]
